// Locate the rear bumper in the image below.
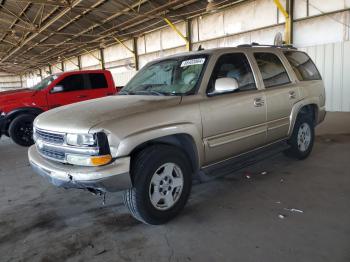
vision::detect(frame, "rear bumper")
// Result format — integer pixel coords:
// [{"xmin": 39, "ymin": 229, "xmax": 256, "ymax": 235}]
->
[
  {"xmin": 317, "ymin": 106, "xmax": 327, "ymax": 125},
  {"xmin": 28, "ymin": 145, "xmax": 132, "ymax": 193}
]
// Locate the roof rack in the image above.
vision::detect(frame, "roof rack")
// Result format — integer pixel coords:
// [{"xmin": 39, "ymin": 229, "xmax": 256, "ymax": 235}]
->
[{"xmin": 237, "ymin": 42, "xmax": 297, "ymax": 49}]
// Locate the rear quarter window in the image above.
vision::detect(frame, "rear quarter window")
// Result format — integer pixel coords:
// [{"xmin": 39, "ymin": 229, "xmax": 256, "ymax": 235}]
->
[
  {"xmin": 254, "ymin": 52, "xmax": 291, "ymax": 88},
  {"xmin": 283, "ymin": 51, "xmax": 322, "ymax": 81}
]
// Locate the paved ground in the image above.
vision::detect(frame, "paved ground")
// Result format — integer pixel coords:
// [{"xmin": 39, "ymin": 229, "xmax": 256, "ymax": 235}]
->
[{"xmin": 0, "ymin": 112, "xmax": 349, "ymax": 262}]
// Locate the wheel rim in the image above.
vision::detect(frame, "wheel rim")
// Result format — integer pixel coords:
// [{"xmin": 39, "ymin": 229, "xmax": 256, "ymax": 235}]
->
[
  {"xmin": 149, "ymin": 163, "xmax": 184, "ymax": 210},
  {"xmin": 16, "ymin": 121, "xmax": 33, "ymax": 143},
  {"xmin": 297, "ymin": 122, "xmax": 311, "ymax": 152}
]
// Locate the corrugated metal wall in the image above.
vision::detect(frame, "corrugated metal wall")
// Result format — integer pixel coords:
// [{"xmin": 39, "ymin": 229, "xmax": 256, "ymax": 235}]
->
[
  {"xmin": 300, "ymin": 41, "xmax": 350, "ymax": 112},
  {"xmin": 1, "ymin": 0, "xmax": 350, "ymax": 112},
  {"xmin": 0, "ymin": 72, "xmax": 22, "ymax": 91}
]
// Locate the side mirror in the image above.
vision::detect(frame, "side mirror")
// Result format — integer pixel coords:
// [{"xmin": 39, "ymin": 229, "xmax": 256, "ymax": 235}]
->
[
  {"xmin": 51, "ymin": 85, "xmax": 64, "ymax": 93},
  {"xmin": 212, "ymin": 77, "xmax": 239, "ymax": 94}
]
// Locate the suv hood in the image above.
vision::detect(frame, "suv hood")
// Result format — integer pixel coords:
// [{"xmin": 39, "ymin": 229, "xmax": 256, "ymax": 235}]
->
[
  {"xmin": 0, "ymin": 88, "xmax": 36, "ymax": 104},
  {"xmin": 35, "ymin": 95, "xmax": 182, "ymax": 133}
]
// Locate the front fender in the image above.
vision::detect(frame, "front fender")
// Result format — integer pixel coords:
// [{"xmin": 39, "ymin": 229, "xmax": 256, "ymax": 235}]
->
[
  {"xmin": 6, "ymin": 107, "xmax": 44, "ymax": 120},
  {"xmin": 114, "ymin": 123, "xmax": 205, "ymax": 167},
  {"xmin": 1, "ymin": 107, "xmax": 44, "ymax": 135}
]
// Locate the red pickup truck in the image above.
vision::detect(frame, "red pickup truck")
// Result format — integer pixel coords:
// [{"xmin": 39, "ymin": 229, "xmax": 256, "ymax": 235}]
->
[{"xmin": 0, "ymin": 69, "xmax": 117, "ymax": 146}]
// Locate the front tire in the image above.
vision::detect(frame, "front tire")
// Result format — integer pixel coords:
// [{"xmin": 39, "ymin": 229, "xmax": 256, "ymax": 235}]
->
[
  {"xmin": 285, "ymin": 114, "xmax": 315, "ymax": 160},
  {"xmin": 8, "ymin": 114, "xmax": 36, "ymax": 147},
  {"xmin": 124, "ymin": 145, "xmax": 192, "ymax": 225}
]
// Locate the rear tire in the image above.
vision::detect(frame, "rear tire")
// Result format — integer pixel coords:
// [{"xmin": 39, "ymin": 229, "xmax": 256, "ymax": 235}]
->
[
  {"xmin": 124, "ymin": 145, "xmax": 192, "ymax": 225},
  {"xmin": 9, "ymin": 114, "xmax": 36, "ymax": 147},
  {"xmin": 285, "ymin": 114, "xmax": 315, "ymax": 160}
]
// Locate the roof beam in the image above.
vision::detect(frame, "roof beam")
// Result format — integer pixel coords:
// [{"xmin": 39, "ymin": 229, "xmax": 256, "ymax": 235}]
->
[
  {"xmin": 34, "ymin": 0, "xmax": 183, "ymax": 60},
  {"xmin": 0, "ymin": 0, "xmax": 84, "ymax": 63},
  {"xmin": 14, "ymin": 0, "xmax": 69, "ymax": 7}
]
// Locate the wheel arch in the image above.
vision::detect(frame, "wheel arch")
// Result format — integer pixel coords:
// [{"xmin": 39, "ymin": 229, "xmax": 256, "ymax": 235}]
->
[
  {"xmin": 288, "ymin": 101, "xmax": 318, "ymax": 136},
  {"xmin": 128, "ymin": 133, "xmax": 201, "ymax": 175},
  {"xmin": 3, "ymin": 107, "xmax": 43, "ymax": 134}
]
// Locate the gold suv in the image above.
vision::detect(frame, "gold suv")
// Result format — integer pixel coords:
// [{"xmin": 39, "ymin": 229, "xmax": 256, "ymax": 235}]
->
[{"xmin": 29, "ymin": 45, "xmax": 326, "ymax": 225}]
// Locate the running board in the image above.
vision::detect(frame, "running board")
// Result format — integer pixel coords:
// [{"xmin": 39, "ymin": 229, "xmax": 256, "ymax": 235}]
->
[{"xmin": 195, "ymin": 141, "xmax": 290, "ymax": 183}]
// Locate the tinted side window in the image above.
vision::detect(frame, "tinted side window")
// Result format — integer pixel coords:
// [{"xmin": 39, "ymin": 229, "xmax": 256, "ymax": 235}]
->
[
  {"xmin": 56, "ymin": 74, "xmax": 85, "ymax": 92},
  {"xmin": 284, "ymin": 51, "xmax": 321, "ymax": 81},
  {"xmin": 208, "ymin": 53, "xmax": 256, "ymax": 94},
  {"xmin": 88, "ymin": 73, "xmax": 108, "ymax": 89},
  {"xmin": 254, "ymin": 53, "xmax": 291, "ymax": 88}
]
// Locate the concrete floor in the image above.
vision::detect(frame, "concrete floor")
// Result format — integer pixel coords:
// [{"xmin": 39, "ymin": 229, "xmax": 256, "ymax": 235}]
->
[{"xmin": 0, "ymin": 112, "xmax": 349, "ymax": 262}]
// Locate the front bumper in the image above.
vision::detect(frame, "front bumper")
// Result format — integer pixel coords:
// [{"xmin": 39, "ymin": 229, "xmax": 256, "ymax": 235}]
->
[{"xmin": 28, "ymin": 145, "xmax": 132, "ymax": 192}]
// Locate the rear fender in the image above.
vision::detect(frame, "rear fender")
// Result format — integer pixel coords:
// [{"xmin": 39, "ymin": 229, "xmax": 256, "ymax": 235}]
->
[{"xmin": 288, "ymin": 98, "xmax": 320, "ymax": 136}]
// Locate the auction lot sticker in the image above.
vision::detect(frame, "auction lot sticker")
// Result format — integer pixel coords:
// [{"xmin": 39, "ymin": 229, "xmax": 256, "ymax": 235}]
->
[{"xmin": 181, "ymin": 58, "xmax": 206, "ymax": 67}]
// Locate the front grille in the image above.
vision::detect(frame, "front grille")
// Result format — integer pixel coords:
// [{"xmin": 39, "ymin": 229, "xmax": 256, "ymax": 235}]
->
[
  {"xmin": 35, "ymin": 129, "xmax": 64, "ymax": 145},
  {"xmin": 39, "ymin": 147, "xmax": 65, "ymax": 161}
]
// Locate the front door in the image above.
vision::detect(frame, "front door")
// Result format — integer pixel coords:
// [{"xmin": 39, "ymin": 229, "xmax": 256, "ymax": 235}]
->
[
  {"xmin": 201, "ymin": 53, "xmax": 267, "ymax": 165},
  {"xmin": 253, "ymin": 52, "xmax": 299, "ymax": 143},
  {"xmin": 47, "ymin": 73, "xmax": 90, "ymax": 109}
]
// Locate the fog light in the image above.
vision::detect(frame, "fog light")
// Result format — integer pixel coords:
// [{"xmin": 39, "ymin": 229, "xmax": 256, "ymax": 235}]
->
[{"xmin": 66, "ymin": 154, "xmax": 112, "ymax": 166}]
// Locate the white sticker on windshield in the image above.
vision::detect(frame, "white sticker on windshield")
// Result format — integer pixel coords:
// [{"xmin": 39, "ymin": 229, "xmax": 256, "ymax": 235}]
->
[{"xmin": 181, "ymin": 58, "xmax": 205, "ymax": 67}]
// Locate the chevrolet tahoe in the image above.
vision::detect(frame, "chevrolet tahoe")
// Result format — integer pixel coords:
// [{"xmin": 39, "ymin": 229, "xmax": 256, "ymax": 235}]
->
[{"xmin": 28, "ymin": 46, "xmax": 326, "ymax": 225}]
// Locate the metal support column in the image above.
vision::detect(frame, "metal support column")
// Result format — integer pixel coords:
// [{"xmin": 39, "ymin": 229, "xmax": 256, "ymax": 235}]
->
[
  {"xmin": 273, "ymin": 0, "xmax": 293, "ymax": 44},
  {"xmin": 164, "ymin": 18, "xmax": 190, "ymax": 51},
  {"xmin": 112, "ymin": 36, "xmax": 138, "ymax": 70},
  {"xmin": 286, "ymin": 0, "xmax": 294, "ymax": 44},
  {"xmin": 100, "ymin": 48, "xmax": 105, "ymax": 70},
  {"xmin": 77, "ymin": 55, "xmax": 82, "ymax": 70},
  {"xmin": 133, "ymin": 37, "xmax": 139, "ymax": 71},
  {"xmin": 185, "ymin": 19, "xmax": 192, "ymax": 51}
]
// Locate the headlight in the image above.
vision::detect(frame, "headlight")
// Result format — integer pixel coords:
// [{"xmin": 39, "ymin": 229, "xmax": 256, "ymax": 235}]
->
[
  {"xmin": 65, "ymin": 132, "xmax": 112, "ymax": 166},
  {"xmin": 66, "ymin": 154, "xmax": 112, "ymax": 166},
  {"xmin": 66, "ymin": 133, "xmax": 95, "ymax": 146}
]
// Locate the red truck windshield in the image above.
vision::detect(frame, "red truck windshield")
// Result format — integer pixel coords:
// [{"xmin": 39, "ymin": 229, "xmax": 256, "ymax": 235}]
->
[{"xmin": 30, "ymin": 75, "xmax": 58, "ymax": 91}]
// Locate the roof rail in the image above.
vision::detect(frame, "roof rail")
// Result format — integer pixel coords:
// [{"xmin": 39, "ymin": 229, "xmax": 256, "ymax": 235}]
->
[{"xmin": 237, "ymin": 42, "xmax": 297, "ymax": 50}]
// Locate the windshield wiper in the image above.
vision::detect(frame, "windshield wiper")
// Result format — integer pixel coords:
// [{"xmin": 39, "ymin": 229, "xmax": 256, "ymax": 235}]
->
[
  {"xmin": 118, "ymin": 90, "xmax": 131, "ymax": 95},
  {"xmin": 134, "ymin": 90, "xmax": 166, "ymax": 96},
  {"xmin": 118, "ymin": 90, "xmax": 165, "ymax": 96}
]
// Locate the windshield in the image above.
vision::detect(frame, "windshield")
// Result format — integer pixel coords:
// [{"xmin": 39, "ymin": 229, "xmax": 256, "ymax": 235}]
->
[
  {"xmin": 120, "ymin": 55, "xmax": 208, "ymax": 96},
  {"xmin": 30, "ymin": 75, "xmax": 58, "ymax": 91}
]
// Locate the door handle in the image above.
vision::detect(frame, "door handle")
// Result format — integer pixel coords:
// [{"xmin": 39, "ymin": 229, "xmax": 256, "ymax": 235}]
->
[
  {"xmin": 77, "ymin": 95, "xmax": 87, "ymax": 98},
  {"xmin": 254, "ymin": 97, "xmax": 265, "ymax": 107},
  {"xmin": 289, "ymin": 91, "xmax": 296, "ymax": 99}
]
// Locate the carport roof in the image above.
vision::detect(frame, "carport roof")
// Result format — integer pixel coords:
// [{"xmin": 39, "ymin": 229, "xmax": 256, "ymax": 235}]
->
[{"xmin": 0, "ymin": 0, "xmax": 244, "ymax": 74}]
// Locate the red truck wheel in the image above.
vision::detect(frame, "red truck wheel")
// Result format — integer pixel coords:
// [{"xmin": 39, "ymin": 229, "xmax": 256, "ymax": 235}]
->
[{"xmin": 9, "ymin": 114, "xmax": 36, "ymax": 147}]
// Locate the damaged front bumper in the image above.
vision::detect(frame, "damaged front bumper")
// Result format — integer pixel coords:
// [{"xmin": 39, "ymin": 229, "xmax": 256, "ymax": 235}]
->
[{"xmin": 28, "ymin": 145, "xmax": 132, "ymax": 193}]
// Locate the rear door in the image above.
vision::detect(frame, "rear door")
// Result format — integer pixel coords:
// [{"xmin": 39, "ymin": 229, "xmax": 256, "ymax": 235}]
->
[
  {"xmin": 83, "ymin": 72, "xmax": 114, "ymax": 99},
  {"xmin": 47, "ymin": 73, "xmax": 89, "ymax": 109},
  {"xmin": 253, "ymin": 51, "xmax": 300, "ymax": 143},
  {"xmin": 200, "ymin": 52, "xmax": 267, "ymax": 165}
]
